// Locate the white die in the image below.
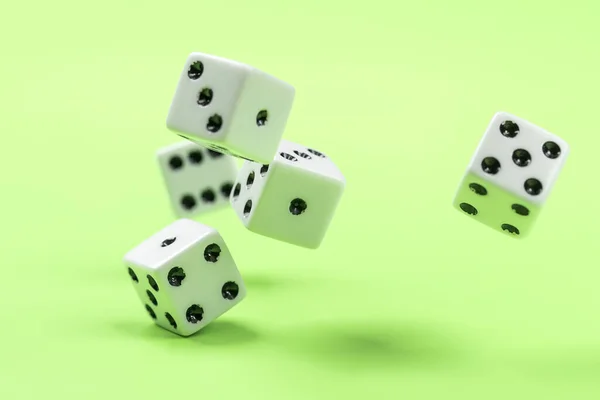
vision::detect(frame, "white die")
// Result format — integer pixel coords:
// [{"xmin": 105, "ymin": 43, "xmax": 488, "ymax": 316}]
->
[
  {"xmin": 156, "ymin": 140, "xmax": 238, "ymax": 217},
  {"xmin": 230, "ymin": 140, "xmax": 345, "ymax": 249},
  {"xmin": 468, "ymin": 111, "xmax": 570, "ymax": 204},
  {"xmin": 166, "ymin": 52, "xmax": 296, "ymax": 164},
  {"xmin": 123, "ymin": 219, "xmax": 246, "ymax": 337}
]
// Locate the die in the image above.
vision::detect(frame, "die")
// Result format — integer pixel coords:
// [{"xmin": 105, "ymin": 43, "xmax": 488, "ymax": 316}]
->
[
  {"xmin": 123, "ymin": 219, "xmax": 247, "ymax": 337},
  {"xmin": 453, "ymin": 111, "xmax": 570, "ymax": 238},
  {"xmin": 230, "ymin": 140, "xmax": 345, "ymax": 249},
  {"xmin": 156, "ymin": 140, "xmax": 238, "ymax": 217},
  {"xmin": 166, "ymin": 52, "xmax": 296, "ymax": 164}
]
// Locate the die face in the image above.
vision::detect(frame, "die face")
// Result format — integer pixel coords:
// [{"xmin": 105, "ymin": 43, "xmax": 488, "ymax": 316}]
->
[
  {"xmin": 229, "ymin": 160, "xmax": 269, "ymax": 226},
  {"xmin": 468, "ymin": 111, "xmax": 570, "ymax": 205},
  {"xmin": 123, "ymin": 219, "xmax": 246, "ymax": 337},
  {"xmin": 166, "ymin": 53, "xmax": 248, "ymax": 146},
  {"xmin": 276, "ymin": 140, "xmax": 345, "ymax": 182},
  {"xmin": 156, "ymin": 141, "xmax": 238, "ymax": 217},
  {"xmin": 453, "ymin": 172, "xmax": 540, "ymax": 238},
  {"xmin": 125, "ymin": 266, "xmax": 178, "ymax": 333},
  {"xmin": 230, "ymin": 143, "xmax": 345, "ymax": 249},
  {"xmin": 123, "ymin": 218, "xmax": 214, "ymax": 270},
  {"xmin": 151, "ymin": 230, "xmax": 246, "ymax": 336},
  {"xmin": 166, "ymin": 52, "xmax": 295, "ymax": 164},
  {"xmin": 226, "ymin": 71, "xmax": 295, "ymax": 163}
]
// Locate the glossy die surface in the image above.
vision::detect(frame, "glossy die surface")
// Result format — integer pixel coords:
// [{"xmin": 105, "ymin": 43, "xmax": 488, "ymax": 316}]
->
[
  {"xmin": 166, "ymin": 52, "xmax": 295, "ymax": 164},
  {"xmin": 453, "ymin": 111, "xmax": 569, "ymax": 237},
  {"xmin": 123, "ymin": 219, "xmax": 246, "ymax": 336},
  {"xmin": 156, "ymin": 140, "xmax": 238, "ymax": 217},
  {"xmin": 230, "ymin": 140, "xmax": 345, "ymax": 249}
]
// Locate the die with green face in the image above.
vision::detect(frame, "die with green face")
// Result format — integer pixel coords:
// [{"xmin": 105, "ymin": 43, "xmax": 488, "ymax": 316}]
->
[{"xmin": 453, "ymin": 111, "xmax": 569, "ymax": 238}]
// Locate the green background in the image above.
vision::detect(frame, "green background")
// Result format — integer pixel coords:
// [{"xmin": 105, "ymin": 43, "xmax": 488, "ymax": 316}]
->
[{"xmin": 1, "ymin": 0, "xmax": 599, "ymax": 398}]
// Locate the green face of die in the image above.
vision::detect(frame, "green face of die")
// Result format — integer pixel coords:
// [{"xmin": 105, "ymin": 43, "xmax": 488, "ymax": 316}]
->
[{"xmin": 453, "ymin": 172, "xmax": 541, "ymax": 238}]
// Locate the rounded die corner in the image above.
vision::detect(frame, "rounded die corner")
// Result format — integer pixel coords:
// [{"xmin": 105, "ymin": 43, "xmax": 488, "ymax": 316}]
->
[{"xmin": 493, "ymin": 110, "xmax": 512, "ymax": 118}]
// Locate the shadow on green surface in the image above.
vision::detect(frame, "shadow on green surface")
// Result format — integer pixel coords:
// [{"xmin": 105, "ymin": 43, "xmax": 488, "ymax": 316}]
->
[
  {"xmin": 112, "ymin": 319, "xmax": 261, "ymax": 347},
  {"xmin": 275, "ymin": 322, "xmax": 465, "ymax": 371}
]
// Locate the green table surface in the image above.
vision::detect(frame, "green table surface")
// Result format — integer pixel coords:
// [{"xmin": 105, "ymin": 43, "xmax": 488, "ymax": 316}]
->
[{"xmin": 1, "ymin": 1, "xmax": 599, "ymax": 399}]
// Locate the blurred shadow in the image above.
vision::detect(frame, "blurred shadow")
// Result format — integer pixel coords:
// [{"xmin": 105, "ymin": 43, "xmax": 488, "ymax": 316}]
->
[
  {"xmin": 275, "ymin": 322, "xmax": 465, "ymax": 371},
  {"xmin": 110, "ymin": 319, "xmax": 261, "ymax": 347}
]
